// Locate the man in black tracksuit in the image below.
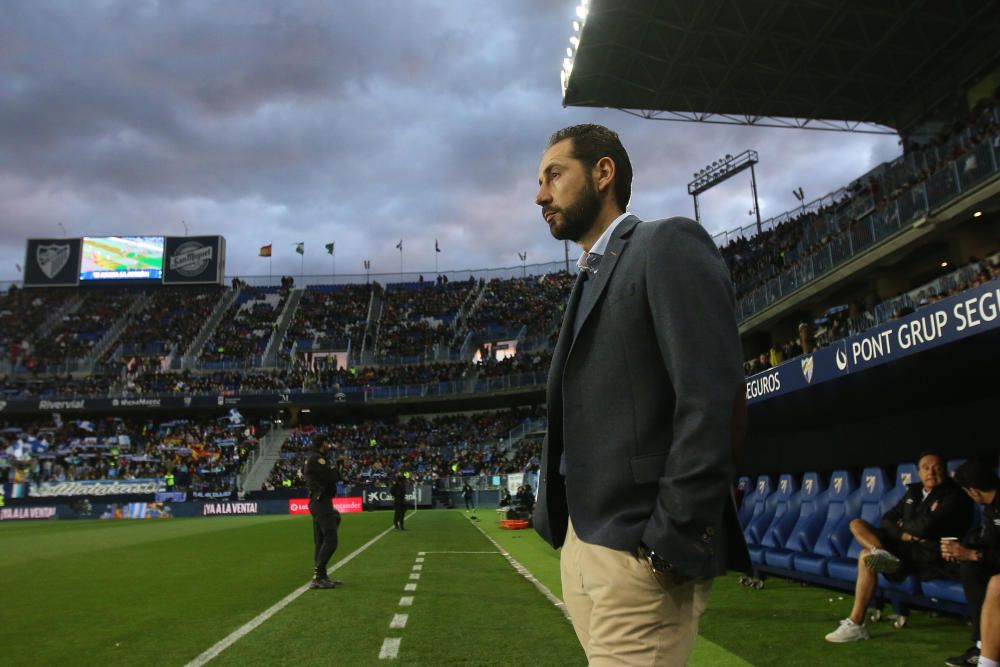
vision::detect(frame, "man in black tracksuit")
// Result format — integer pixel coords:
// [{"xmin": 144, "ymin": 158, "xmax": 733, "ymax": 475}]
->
[
  {"xmin": 942, "ymin": 461, "xmax": 1000, "ymax": 667},
  {"xmin": 391, "ymin": 474, "xmax": 407, "ymax": 530},
  {"xmin": 304, "ymin": 434, "xmax": 342, "ymax": 590}
]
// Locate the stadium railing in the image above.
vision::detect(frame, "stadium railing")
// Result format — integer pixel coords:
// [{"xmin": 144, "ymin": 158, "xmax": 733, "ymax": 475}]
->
[{"xmin": 736, "ymin": 136, "xmax": 1000, "ymax": 321}]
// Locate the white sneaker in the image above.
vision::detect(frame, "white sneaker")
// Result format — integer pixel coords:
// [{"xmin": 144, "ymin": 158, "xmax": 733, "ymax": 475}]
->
[
  {"xmin": 863, "ymin": 547, "xmax": 902, "ymax": 574},
  {"xmin": 825, "ymin": 618, "xmax": 870, "ymax": 643}
]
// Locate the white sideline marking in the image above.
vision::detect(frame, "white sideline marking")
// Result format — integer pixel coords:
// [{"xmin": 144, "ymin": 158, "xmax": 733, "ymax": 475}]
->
[
  {"xmin": 464, "ymin": 515, "xmax": 571, "ymax": 622},
  {"xmin": 185, "ymin": 514, "xmax": 414, "ymax": 667},
  {"xmin": 409, "ymin": 573, "xmax": 421, "ymax": 580},
  {"xmin": 389, "ymin": 613, "xmax": 408, "ymax": 629},
  {"xmin": 415, "ymin": 557, "xmax": 425, "ymax": 563},
  {"xmin": 418, "ymin": 551, "xmax": 426, "ymax": 555},
  {"xmin": 399, "ymin": 596, "xmax": 414, "ymax": 606},
  {"xmin": 404, "ymin": 583, "xmax": 417, "ymax": 591},
  {"xmin": 379, "ymin": 638, "xmax": 401, "ymax": 659},
  {"xmin": 418, "ymin": 551, "xmax": 495, "ymax": 554},
  {"xmin": 412, "ymin": 564, "xmax": 423, "ymax": 571}
]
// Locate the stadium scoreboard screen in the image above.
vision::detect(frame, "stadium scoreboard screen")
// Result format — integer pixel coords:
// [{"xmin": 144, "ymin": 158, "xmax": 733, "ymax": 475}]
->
[
  {"xmin": 23, "ymin": 235, "xmax": 226, "ymax": 287},
  {"xmin": 80, "ymin": 236, "xmax": 165, "ymax": 281}
]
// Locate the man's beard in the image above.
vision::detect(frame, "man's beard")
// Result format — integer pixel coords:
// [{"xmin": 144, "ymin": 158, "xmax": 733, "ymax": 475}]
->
[{"xmin": 549, "ymin": 177, "xmax": 601, "ymax": 242}]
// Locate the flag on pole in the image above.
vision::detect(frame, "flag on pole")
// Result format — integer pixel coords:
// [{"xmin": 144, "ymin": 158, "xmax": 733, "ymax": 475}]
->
[
  {"xmin": 435, "ymin": 239, "xmax": 441, "ymax": 253},
  {"xmin": 259, "ymin": 245, "xmax": 272, "ymax": 257},
  {"xmin": 396, "ymin": 240, "xmax": 402, "ymax": 251},
  {"xmin": 295, "ymin": 242, "xmax": 304, "ymax": 255},
  {"xmin": 325, "ymin": 242, "xmax": 335, "ymax": 255}
]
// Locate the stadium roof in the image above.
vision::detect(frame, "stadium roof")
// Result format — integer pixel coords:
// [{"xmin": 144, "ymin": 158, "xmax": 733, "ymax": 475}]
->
[{"xmin": 561, "ymin": 0, "xmax": 1000, "ymax": 133}]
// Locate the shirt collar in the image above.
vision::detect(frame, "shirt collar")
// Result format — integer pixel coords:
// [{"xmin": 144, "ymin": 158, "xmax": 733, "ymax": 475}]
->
[{"xmin": 576, "ymin": 212, "xmax": 630, "ymax": 272}]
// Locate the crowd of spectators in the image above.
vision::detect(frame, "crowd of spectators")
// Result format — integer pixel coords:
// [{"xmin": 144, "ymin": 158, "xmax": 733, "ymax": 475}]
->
[
  {"xmin": 374, "ymin": 280, "xmax": 476, "ymax": 359},
  {"xmin": 201, "ymin": 287, "xmax": 288, "ymax": 365},
  {"xmin": 27, "ymin": 290, "xmax": 142, "ymax": 367},
  {"xmin": 1, "ymin": 288, "xmax": 76, "ymax": 369},
  {"xmin": 282, "ymin": 284, "xmax": 371, "ymax": 361},
  {"xmin": 721, "ymin": 99, "xmax": 1000, "ymax": 304},
  {"xmin": 464, "ymin": 272, "xmax": 575, "ymax": 341},
  {"xmin": 1, "ymin": 414, "xmax": 257, "ymax": 498},
  {"xmin": 264, "ymin": 409, "xmax": 543, "ymax": 489},
  {"xmin": 744, "ymin": 252, "xmax": 1000, "ymax": 376},
  {"xmin": 114, "ymin": 286, "xmax": 225, "ymax": 359}
]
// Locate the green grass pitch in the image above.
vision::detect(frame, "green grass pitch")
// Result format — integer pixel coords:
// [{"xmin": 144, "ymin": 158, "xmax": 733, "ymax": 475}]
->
[{"xmin": 0, "ymin": 510, "xmax": 972, "ymax": 665}]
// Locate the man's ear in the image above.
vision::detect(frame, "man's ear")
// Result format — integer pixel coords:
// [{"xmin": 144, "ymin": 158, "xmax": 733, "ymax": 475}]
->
[{"xmin": 593, "ymin": 156, "xmax": 616, "ymax": 195}]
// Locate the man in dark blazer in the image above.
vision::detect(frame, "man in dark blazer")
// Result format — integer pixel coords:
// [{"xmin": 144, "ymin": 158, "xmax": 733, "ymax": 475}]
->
[{"xmin": 532, "ymin": 123, "xmax": 749, "ymax": 665}]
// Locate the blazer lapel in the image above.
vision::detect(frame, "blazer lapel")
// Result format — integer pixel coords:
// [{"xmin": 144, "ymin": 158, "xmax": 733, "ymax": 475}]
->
[
  {"xmin": 548, "ymin": 271, "xmax": 585, "ymax": 394},
  {"xmin": 571, "ymin": 215, "xmax": 640, "ymax": 339}
]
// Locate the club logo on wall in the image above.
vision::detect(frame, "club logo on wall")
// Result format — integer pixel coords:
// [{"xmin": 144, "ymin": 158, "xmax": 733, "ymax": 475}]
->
[
  {"xmin": 36, "ymin": 244, "xmax": 70, "ymax": 279},
  {"xmin": 800, "ymin": 355, "xmax": 814, "ymax": 384},
  {"xmin": 169, "ymin": 241, "xmax": 213, "ymax": 277}
]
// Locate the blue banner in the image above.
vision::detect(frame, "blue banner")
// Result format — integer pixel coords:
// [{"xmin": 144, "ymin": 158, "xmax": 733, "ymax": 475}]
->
[{"xmin": 746, "ymin": 279, "xmax": 1000, "ymax": 404}]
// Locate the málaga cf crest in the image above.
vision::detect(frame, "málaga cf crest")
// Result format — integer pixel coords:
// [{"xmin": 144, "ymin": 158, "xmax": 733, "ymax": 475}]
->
[
  {"xmin": 36, "ymin": 244, "xmax": 70, "ymax": 279},
  {"xmin": 800, "ymin": 355, "xmax": 814, "ymax": 383}
]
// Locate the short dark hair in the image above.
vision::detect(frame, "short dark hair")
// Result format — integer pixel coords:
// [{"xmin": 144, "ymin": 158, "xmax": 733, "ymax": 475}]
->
[
  {"xmin": 953, "ymin": 460, "xmax": 1000, "ymax": 492},
  {"xmin": 547, "ymin": 124, "xmax": 632, "ymax": 211},
  {"xmin": 916, "ymin": 451, "xmax": 943, "ymax": 465},
  {"xmin": 312, "ymin": 434, "xmax": 329, "ymax": 450}
]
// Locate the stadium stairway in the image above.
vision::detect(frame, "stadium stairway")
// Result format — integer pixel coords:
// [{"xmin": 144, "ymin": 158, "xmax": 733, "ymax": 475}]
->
[
  {"xmin": 89, "ymin": 292, "xmax": 149, "ymax": 365},
  {"xmin": 238, "ymin": 426, "xmax": 293, "ymax": 494},
  {"xmin": 262, "ymin": 287, "xmax": 303, "ymax": 366},
  {"xmin": 182, "ymin": 285, "xmax": 241, "ymax": 369}
]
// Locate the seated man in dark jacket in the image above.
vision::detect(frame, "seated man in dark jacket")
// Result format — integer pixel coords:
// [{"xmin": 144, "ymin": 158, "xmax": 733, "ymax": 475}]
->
[
  {"xmin": 826, "ymin": 452, "xmax": 974, "ymax": 643},
  {"xmin": 941, "ymin": 460, "xmax": 1000, "ymax": 667}
]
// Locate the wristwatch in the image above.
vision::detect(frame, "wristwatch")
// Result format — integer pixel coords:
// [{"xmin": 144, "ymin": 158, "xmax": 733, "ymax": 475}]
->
[{"xmin": 637, "ymin": 543, "xmax": 689, "ymax": 584}]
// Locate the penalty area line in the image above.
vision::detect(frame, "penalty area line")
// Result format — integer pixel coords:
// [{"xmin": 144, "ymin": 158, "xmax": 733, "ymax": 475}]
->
[
  {"xmin": 185, "ymin": 511, "xmax": 416, "ymax": 667},
  {"xmin": 464, "ymin": 515, "xmax": 571, "ymax": 622}
]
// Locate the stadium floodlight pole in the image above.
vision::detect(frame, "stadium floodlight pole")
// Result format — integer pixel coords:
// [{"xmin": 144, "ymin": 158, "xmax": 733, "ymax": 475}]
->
[
  {"xmin": 687, "ymin": 150, "xmax": 762, "ymax": 234},
  {"xmin": 181, "ymin": 219, "xmax": 189, "ymax": 236},
  {"xmin": 57, "ymin": 222, "xmax": 67, "ymax": 237},
  {"xmin": 519, "ymin": 251, "xmax": 527, "ymax": 278}
]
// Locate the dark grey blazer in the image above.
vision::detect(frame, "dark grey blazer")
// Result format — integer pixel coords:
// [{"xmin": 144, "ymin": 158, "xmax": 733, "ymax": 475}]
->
[{"xmin": 533, "ymin": 214, "xmax": 751, "ymax": 579}]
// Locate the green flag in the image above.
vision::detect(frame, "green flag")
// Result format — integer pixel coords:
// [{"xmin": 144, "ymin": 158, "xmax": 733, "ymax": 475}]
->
[
  {"xmin": 325, "ymin": 242, "xmax": 334, "ymax": 255},
  {"xmin": 295, "ymin": 242, "xmax": 304, "ymax": 255}
]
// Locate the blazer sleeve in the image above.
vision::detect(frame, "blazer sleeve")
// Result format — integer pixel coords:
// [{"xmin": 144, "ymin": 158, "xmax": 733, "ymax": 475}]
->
[{"xmin": 639, "ymin": 218, "xmax": 745, "ymax": 578}]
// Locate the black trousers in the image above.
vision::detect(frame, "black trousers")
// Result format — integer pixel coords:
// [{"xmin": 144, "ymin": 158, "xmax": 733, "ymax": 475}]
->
[
  {"xmin": 394, "ymin": 502, "xmax": 405, "ymax": 529},
  {"xmin": 960, "ymin": 560, "xmax": 1000, "ymax": 642},
  {"xmin": 309, "ymin": 501, "xmax": 341, "ymax": 578}
]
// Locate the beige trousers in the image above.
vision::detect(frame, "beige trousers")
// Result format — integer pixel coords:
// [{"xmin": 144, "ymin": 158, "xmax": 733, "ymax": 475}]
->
[{"xmin": 561, "ymin": 519, "xmax": 712, "ymax": 666}]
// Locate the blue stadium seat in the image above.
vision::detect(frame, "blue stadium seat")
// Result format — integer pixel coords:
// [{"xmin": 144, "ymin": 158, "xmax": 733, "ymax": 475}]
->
[
  {"xmin": 880, "ymin": 463, "xmax": 918, "ymax": 515},
  {"xmin": 742, "ymin": 476, "xmax": 775, "ymax": 545},
  {"xmin": 764, "ymin": 472, "xmax": 828, "ymax": 569},
  {"xmin": 751, "ymin": 474, "xmax": 801, "ymax": 565},
  {"xmin": 921, "ymin": 578, "xmax": 965, "ymax": 604},
  {"xmin": 793, "ymin": 470, "xmax": 859, "ymax": 576},
  {"xmin": 827, "ymin": 467, "xmax": 890, "ymax": 582},
  {"xmin": 738, "ymin": 475, "xmax": 772, "ymax": 530}
]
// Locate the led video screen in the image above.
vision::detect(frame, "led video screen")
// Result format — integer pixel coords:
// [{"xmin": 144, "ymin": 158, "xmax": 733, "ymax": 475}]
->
[{"xmin": 80, "ymin": 236, "xmax": 165, "ymax": 281}]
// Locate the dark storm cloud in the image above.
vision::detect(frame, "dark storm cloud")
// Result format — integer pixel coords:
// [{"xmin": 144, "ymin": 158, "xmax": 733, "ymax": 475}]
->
[{"xmin": 0, "ymin": 0, "xmax": 900, "ymax": 282}]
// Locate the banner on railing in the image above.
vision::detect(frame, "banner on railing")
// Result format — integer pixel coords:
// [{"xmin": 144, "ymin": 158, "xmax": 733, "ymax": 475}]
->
[
  {"xmin": 29, "ymin": 478, "xmax": 163, "ymax": 497},
  {"xmin": 746, "ymin": 278, "xmax": 1000, "ymax": 404}
]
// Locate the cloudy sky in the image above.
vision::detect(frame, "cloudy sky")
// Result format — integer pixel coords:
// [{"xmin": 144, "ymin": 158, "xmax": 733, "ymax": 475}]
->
[{"xmin": 0, "ymin": 0, "xmax": 902, "ymax": 282}]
